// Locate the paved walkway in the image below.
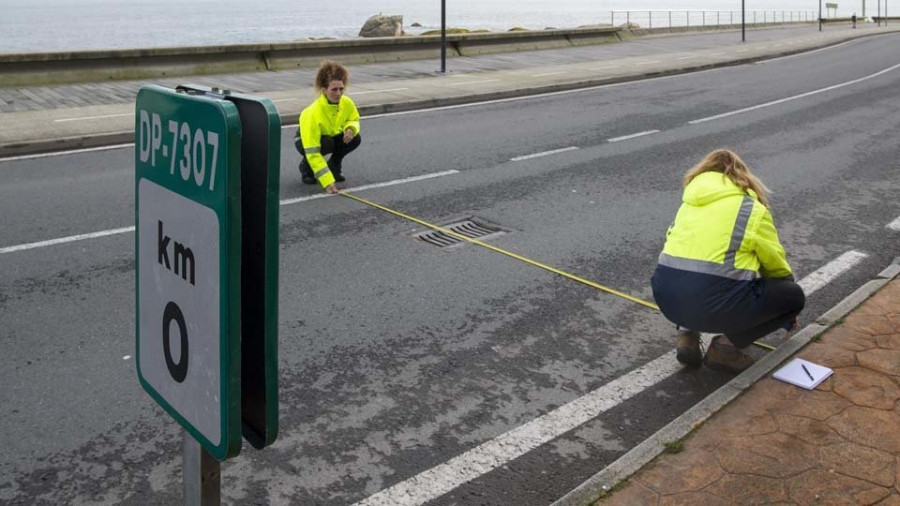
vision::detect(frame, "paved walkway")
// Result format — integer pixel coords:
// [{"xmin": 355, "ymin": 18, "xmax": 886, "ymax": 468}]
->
[
  {"xmin": 599, "ymin": 276, "xmax": 900, "ymax": 505},
  {"xmin": 2, "ymin": 23, "xmax": 899, "ymax": 156}
]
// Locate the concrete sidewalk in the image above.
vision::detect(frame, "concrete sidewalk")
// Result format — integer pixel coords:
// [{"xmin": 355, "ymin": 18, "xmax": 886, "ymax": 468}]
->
[
  {"xmin": 2, "ymin": 23, "xmax": 899, "ymax": 157},
  {"xmin": 566, "ymin": 260, "xmax": 900, "ymax": 505}
]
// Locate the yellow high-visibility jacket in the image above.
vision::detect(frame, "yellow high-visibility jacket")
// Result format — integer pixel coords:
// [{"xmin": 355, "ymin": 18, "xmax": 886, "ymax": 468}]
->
[
  {"xmin": 658, "ymin": 171, "xmax": 792, "ymax": 280},
  {"xmin": 298, "ymin": 94, "xmax": 360, "ymax": 188}
]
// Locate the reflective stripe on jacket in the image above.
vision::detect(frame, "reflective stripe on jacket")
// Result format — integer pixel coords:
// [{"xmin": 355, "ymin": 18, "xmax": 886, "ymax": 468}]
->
[
  {"xmin": 658, "ymin": 171, "xmax": 792, "ymax": 280},
  {"xmin": 298, "ymin": 94, "xmax": 361, "ymax": 188}
]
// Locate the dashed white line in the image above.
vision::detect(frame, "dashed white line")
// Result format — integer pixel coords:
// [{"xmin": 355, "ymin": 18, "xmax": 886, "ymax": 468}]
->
[
  {"xmin": 447, "ymin": 79, "xmax": 502, "ymax": 86},
  {"xmin": 532, "ymin": 72, "xmax": 566, "ymax": 77},
  {"xmin": 352, "ymin": 87, "xmax": 410, "ymax": 95},
  {"xmin": 677, "ymin": 55, "xmax": 698, "ymax": 60},
  {"xmin": 797, "ymin": 250, "xmax": 868, "ymax": 295},
  {"xmin": 0, "ymin": 170, "xmax": 459, "ymax": 255},
  {"xmin": 689, "ymin": 61, "xmax": 900, "ymax": 124},
  {"xmin": 887, "ymin": 216, "xmax": 900, "ymax": 231},
  {"xmin": 53, "ymin": 113, "xmax": 133, "ymax": 123},
  {"xmin": 607, "ymin": 129, "xmax": 660, "ymax": 143},
  {"xmin": 635, "ymin": 60, "xmax": 661, "ymax": 66},
  {"xmin": 353, "ymin": 250, "xmax": 866, "ymax": 506},
  {"xmin": 0, "ymin": 143, "xmax": 136, "ymax": 162},
  {"xmin": 510, "ymin": 146, "xmax": 579, "ymax": 161}
]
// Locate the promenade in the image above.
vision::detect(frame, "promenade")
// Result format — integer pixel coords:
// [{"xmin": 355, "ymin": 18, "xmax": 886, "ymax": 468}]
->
[
  {"xmin": 3, "ymin": 22, "xmax": 900, "ymax": 506},
  {"xmin": 2, "ymin": 23, "xmax": 899, "ymax": 157}
]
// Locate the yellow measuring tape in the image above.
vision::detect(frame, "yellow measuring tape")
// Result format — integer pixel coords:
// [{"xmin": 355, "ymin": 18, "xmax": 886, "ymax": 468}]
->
[{"xmin": 339, "ymin": 191, "xmax": 776, "ymax": 351}]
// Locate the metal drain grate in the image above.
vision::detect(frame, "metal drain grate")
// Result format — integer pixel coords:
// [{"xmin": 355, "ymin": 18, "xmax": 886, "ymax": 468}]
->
[{"xmin": 414, "ymin": 219, "xmax": 506, "ymax": 248}]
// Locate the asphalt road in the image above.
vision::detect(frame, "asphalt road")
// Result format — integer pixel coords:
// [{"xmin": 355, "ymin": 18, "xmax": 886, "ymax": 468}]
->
[{"xmin": 1, "ymin": 32, "xmax": 899, "ymax": 505}]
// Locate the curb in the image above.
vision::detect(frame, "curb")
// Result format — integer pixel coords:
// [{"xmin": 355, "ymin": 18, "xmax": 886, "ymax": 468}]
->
[
  {"xmin": 552, "ymin": 256, "xmax": 900, "ymax": 506},
  {"xmin": 2, "ymin": 29, "xmax": 896, "ymax": 158}
]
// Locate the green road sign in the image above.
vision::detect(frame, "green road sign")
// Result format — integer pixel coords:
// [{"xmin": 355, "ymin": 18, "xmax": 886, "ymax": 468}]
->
[
  {"xmin": 135, "ymin": 85, "xmax": 243, "ymax": 461},
  {"xmin": 177, "ymin": 84, "xmax": 282, "ymax": 449}
]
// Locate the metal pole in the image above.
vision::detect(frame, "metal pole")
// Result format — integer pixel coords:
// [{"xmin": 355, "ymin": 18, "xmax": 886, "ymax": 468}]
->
[
  {"xmin": 819, "ymin": 0, "xmax": 823, "ymax": 30},
  {"xmin": 670, "ymin": 11, "xmax": 672, "ymax": 27},
  {"xmin": 184, "ymin": 432, "xmax": 220, "ymax": 506},
  {"xmin": 649, "ymin": 10, "xmax": 652, "ymax": 28},
  {"xmin": 440, "ymin": 0, "xmax": 446, "ymax": 73},
  {"xmin": 742, "ymin": 0, "xmax": 746, "ymax": 41}
]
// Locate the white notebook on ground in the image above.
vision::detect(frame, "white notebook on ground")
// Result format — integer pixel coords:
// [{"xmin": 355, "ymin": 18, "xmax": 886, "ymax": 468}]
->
[{"xmin": 773, "ymin": 358, "xmax": 833, "ymax": 390}]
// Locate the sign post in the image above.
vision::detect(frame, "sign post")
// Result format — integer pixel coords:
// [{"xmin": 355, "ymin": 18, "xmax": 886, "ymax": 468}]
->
[{"xmin": 136, "ymin": 84, "xmax": 280, "ymax": 504}]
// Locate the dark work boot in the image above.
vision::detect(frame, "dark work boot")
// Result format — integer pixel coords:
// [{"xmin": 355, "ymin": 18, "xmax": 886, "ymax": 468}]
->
[
  {"xmin": 328, "ymin": 158, "xmax": 345, "ymax": 182},
  {"xmin": 704, "ymin": 335, "xmax": 756, "ymax": 374},
  {"xmin": 299, "ymin": 158, "xmax": 316, "ymax": 185},
  {"xmin": 675, "ymin": 329, "xmax": 703, "ymax": 368}
]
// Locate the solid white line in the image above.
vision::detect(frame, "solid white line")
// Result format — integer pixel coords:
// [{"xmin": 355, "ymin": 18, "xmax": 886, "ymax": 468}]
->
[
  {"xmin": 353, "ymin": 351, "xmax": 685, "ymax": 506},
  {"xmin": 0, "ymin": 226, "xmax": 136, "ymax": 255},
  {"xmin": 532, "ymin": 72, "xmax": 566, "ymax": 77},
  {"xmin": 886, "ymin": 216, "xmax": 900, "ymax": 231},
  {"xmin": 635, "ymin": 60, "xmax": 661, "ymax": 66},
  {"xmin": 279, "ymin": 170, "xmax": 459, "ymax": 206},
  {"xmin": 0, "ymin": 143, "xmax": 135, "ymax": 162},
  {"xmin": 352, "ymin": 250, "xmax": 866, "ymax": 506},
  {"xmin": 797, "ymin": 250, "xmax": 868, "ymax": 295},
  {"xmin": 688, "ymin": 61, "xmax": 900, "ymax": 124},
  {"xmin": 755, "ymin": 39, "xmax": 856, "ymax": 64},
  {"xmin": 0, "ymin": 170, "xmax": 459, "ymax": 254},
  {"xmin": 54, "ymin": 113, "xmax": 133, "ymax": 123},
  {"xmin": 677, "ymin": 55, "xmax": 698, "ymax": 60},
  {"xmin": 352, "ymin": 87, "xmax": 410, "ymax": 95},
  {"xmin": 510, "ymin": 147, "xmax": 579, "ymax": 161},
  {"xmin": 607, "ymin": 129, "xmax": 660, "ymax": 143},
  {"xmin": 448, "ymin": 79, "xmax": 502, "ymax": 86}
]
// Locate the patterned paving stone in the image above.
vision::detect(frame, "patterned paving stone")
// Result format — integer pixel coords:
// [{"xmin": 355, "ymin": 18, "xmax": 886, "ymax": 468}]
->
[
  {"xmin": 773, "ymin": 412, "xmax": 844, "ymax": 446},
  {"xmin": 715, "ymin": 433, "xmax": 817, "ymax": 478},
  {"xmin": 827, "ymin": 406, "xmax": 900, "ymax": 453},
  {"xmin": 818, "ymin": 442, "xmax": 896, "ymax": 487},
  {"xmin": 658, "ymin": 491, "xmax": 728, "ymax": 505},
  {"xmin": 797, "ymin": 341, "xmax": 858, "ymax": 369},
  {"xmin": 876, "ymin": 334, "xmax": 900, "ymax": 350},
  {"xmin": 845, "ymin": 315, "xmax": 897, "ymax": 336},
  {"xmin": 634, "ymin": 446, "xmax": 723, "ymax": 495},
  {"xmin": 832, "ymin": 367, "xmax": 900, "ymax": 409},
  {"xmin": 787, "ymin": 469, "xmax": 891, "ymax": 505},
  {"xmin": 818, "ymin": 325, "xmax": 879, "ymax": 351},
  {"xmin": 703, "ymin": 473, "xmax": 789, "ymax": 504},
  {"xmin": 775, "ymin": 389, "xmax": 851, "ymax": 421},
  {"xmin": 600, "ymin": 480, "xmax": 658, "ymax": 505},
  {"xmin": 858, "ymin": 349, "xmax": 900, "ymax": 377}
]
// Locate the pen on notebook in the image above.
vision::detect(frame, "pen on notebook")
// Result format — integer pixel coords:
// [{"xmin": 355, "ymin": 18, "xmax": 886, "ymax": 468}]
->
[{"xmin": 801, "ymin": 364, "xmax": 815, "ymax": 382}]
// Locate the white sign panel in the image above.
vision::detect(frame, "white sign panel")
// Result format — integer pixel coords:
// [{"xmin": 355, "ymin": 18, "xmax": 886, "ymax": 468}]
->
[{"xmin": 138, "ymin": 178, "xmax": 221, "ymax": 445}]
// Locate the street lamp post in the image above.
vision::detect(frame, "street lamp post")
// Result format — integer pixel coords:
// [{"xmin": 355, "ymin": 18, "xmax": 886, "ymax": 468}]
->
[
  {"xmin": 440, "ymin": 0, "xmax": 447, "ymax": 73},
  {"xmin": 819, "ymin": 0, "xmax": 823, "ymax": 30},
  {"xmin": 742, "ymin": 0, "xmax": 746, "ymax": 41}
]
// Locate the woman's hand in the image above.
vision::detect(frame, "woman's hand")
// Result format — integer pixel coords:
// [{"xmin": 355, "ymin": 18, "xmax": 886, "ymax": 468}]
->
[{"xmin": 343, "ymin": 128, "xmax": 354, "ymax": 144}]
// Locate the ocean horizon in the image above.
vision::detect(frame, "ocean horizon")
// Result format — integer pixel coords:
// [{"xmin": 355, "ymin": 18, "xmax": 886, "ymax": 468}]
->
[{"xmin": 0, "ymin": 0, "xmax": 864, "ymax": 53}]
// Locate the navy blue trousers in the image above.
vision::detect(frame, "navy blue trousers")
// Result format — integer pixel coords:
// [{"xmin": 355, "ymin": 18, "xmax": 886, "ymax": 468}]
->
[{"xmin": 651, "ymin": 264, "xmax": 805, "ymax": 349}]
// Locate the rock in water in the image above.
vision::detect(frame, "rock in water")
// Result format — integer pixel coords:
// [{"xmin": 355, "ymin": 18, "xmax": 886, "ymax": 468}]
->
[{"xmin": 359, "ymin": 15, "xmax": 404, "ymax": 37}]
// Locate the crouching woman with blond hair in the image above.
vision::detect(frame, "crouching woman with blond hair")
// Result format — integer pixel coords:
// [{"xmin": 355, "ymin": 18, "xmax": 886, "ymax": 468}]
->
[{"xmin": 651, "ymin": 149, "xmax": 805, "ymax": 373}]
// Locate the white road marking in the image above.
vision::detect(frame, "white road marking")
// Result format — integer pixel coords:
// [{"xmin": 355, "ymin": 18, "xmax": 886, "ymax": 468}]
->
[
  {"xmin": 0, "ymin": 143, "xmax": 136, "ymax": 162},
  {"xmin": 797, "ymin": 250, "xmax": 868, "ymax": 295},
  {"xmin": 635, "ymin": 60, "xmax": 661, "ymax": 66},
  {"xmin": 887, "ymin": 215, "xmax": 900, "ymax": 231},
  {"xmin": 53, "ymin": 113, "xmax": 133, "ymax": 123},
  {"xmin": 755, "ymin": 39, "xmax": 856, "ymax": 64},
  {"xmin": 708, "ymin": 52, "xmax": 725, "ymax": 56},
  {"xmin": 532, "ymin": 72, "xmax": 566, "ymax": 77},
  {"xmin": 0, "ymin": 226, "xmax": 136, "ymax": 255},
  {"xmin": 448, "ymin": 79, "xmax": 502, "ymax": 86},
  {"xmin": 0, "ymin": 170, "xmax": 459, "ymax": 254},
  {"xmin": 607, "ymin": 129, "xmax": 660, "ymax": 143},
  {"xmin": 271, "ymin": 98, "xmax": 298, "ymax": 103},
  {"xmin": 677, "ymin": 55, "xmax": 698, "ymax": 60},
  {"xmin": 354, "ymin": 351, "xmax": 685, "ymax": 506},
  {"xmin": 352, "ymin": 250, "xmax": 867, "ymax": 506},
  {"xmin": 689, "ymin": 61, "xmax": 900, "ymax": 124},
  {"xmin": 352, "ymin": 87, "xmax": 410, "ymax": 95},
  {"xmin": 123, "ymin": 355, "xmax": 132, "ymax": 361},
  {"xmin": 510, "ymin": 146, "xmax": 579, "ymax": 161}
]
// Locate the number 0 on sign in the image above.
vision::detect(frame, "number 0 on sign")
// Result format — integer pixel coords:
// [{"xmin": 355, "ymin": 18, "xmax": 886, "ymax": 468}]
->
[{"xmin": 135, "ymin": 85, "xmax": 243, "ymax": 460}]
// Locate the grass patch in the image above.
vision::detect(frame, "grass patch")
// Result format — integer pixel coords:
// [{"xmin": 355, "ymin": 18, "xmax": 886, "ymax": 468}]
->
[{"xmin": 663, "ymin": 438, "xmax": 685, "ymax": 454}]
